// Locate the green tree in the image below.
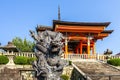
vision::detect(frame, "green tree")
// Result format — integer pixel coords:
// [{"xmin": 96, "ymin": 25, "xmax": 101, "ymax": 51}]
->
[{"xmin": 12, "ymin": 37, "xmax": 35, "ymax": 52}]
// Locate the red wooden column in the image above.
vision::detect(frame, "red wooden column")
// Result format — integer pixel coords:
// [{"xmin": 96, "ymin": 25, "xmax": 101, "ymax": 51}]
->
[
  {"xmin": 75, "ymin": 45, "xmax": 79, "ymax": 54},
  {"xmin": 65, "ymin": 37, "xmax": 68, "ymax": 57},
  {"xmin": 79, "ymin": 41, "xmax": 83, "ymax": 54},
  {"xmin": 92, "ymin": 42, "xmax": 96, "ymax": 54},
  {"xmin": 87, "ymin": 37, "xmax": 90, "ymax": 54}
]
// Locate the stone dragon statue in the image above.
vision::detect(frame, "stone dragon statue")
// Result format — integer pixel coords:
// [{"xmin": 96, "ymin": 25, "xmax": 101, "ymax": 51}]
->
[{"xmin": 30, "ymin": 30, "xmax": 65, "ymax": 80}]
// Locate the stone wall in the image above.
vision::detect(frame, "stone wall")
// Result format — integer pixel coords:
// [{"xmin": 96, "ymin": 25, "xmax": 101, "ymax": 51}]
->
[
  {"xmin": 0, "ymin": 65, "xmax": 37, "ymax": 80},
  {"xmin": 71, "ymin": 68, "xmax": 87, "ymax": 80},
  {"xmin": 62, "ymin": 65, "xmax": 88, "ymax": 80},
  {"xmin": 0, "ymin": 67, "xmax": 21, "ymax": 80},
  {"xmin": 0, "ymin": 63, "xmax": 91, "ymax": 80},
  {"xmin": 62, "ymin": 65, "xmax": 73, "ymax": 80},
  {"xmin": 20, "ymin": 70, "xmax": 36, "ymax": 80}
]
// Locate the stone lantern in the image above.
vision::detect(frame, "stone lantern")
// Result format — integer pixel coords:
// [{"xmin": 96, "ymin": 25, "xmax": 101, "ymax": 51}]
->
[{"xmin": 0, "ymin": 42, "xmax": 19, "ymax": 66}]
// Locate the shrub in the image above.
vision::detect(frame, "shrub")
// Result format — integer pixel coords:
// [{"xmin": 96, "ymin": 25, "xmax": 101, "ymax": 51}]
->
[
  {"xmin": 14, "ymin": 56, "xmax": 36, "ymax": 65},
  {"xmin": 60, "ymin": 74, "xmax": 69, "ymax": 80},
  {"xmin": 27, "ymin": 57, "xmax": 36, "ymax": 64},
  {"xmin": 69, "ymin": 60, "xmax": 72, "ymax": 65},
  {"xmin": 107, "ymin": 58, "xmax": 120, "ymax": 66},
  {"xmin": 0, "ymin": 55, "xmax": 9, "ymax": 64},
  {"xmin": 14, "ymin": 56, "xmax": 28, "ymax": 65}
]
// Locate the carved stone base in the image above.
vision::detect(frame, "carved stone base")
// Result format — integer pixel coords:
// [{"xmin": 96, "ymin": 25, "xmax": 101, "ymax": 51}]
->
[{"xmin": 5, "ymin": 54, "xmax": 15, "ymax": 69}]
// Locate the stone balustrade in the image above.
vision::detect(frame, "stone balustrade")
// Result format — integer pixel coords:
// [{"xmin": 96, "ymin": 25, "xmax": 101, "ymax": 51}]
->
[
  {"xmin": 65, "ymin": 54, "xmax": 120, "ymax": 62},
  {"xmin": 1, "ymin": 52, "xmax": 120, "ymax": 61},
  {"xmin": 14, "ymin": 52, "xmax": 35, "ymax": 57}
]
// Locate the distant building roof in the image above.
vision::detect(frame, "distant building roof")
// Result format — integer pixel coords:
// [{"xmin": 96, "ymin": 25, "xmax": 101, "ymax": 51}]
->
[
  {"xmin": 36, "ymin": 25, "xmax": 52, "ymax": 32},
  {"xmin": 116, "ymin": 53, "xmax": 120, "ymax": 56}
]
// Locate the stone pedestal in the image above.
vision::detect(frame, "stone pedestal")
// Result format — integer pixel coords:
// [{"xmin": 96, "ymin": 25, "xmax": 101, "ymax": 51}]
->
[
  {"xmin": 5, "ymin": 54, "xmax": 16, "ymax": 69},
  {"xmin": 6, "ymin": 54, "xmax": 15, "ymax": 65}
]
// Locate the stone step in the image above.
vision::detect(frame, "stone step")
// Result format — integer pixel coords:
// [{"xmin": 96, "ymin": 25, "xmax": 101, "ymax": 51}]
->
[{"xmin": 74, "ymin": 61, "xmax": 120, "ymax": 80}]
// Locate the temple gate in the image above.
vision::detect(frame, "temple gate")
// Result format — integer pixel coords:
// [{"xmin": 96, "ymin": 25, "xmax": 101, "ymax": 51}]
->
[
  {"xmin": 37, "ymin": 20, "xmax": 113, "ymax": 57},
  {"xmin": 53, "ymin": 20, "xmax": 113, "ymax": 55}
]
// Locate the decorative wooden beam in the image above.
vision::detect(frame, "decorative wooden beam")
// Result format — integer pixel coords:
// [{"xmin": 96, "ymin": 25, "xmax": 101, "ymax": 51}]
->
[
  {"xmin": 68, "ymin": 36, "xmax": 87, "ymax": 40},
  {"xmin": 56, "ymin": 29, "xmax": 103, "ymax": 33},
  {"xmin": 56, "ymin": 26, "xmax": 105, "ymax": 32}
]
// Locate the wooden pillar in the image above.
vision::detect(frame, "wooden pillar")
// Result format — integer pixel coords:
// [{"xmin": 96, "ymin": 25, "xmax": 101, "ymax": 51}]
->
[
  {"xmin": 92, "ymin": 42, "xmax": 96, "ymax": 54},
  {"xmin": 79, "ymin": 41, "xmax": 83, "ymax": 54},
  {"xmin": 65, "ymin": 37, "xmax": 68, "ymax": 57},
  {"xmin": 75, "ymin": 46, "xmax": 79, "ymax": 54},
  {"xmin": 87, "ymin": 37, "xmax": 90, "ymax": 54}
]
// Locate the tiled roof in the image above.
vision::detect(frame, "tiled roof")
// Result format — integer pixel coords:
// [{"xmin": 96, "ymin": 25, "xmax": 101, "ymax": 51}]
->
[
  {"xmin": 53, "ymin": 20, "xmax": 111, "ymax": 30},
  {"xmin": 101, "ymin": 30, "xmax": 114, "ymax": 33}
]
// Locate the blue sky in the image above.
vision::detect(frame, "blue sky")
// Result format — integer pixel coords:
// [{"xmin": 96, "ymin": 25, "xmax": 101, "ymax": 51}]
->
[{"xmin": 0, "ymin": 0, "xmax": 120, "ymax": 54}]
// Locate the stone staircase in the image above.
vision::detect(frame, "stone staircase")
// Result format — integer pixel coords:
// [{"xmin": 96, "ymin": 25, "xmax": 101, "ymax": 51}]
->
[{"xmin": 73, "ymin": 61, "xmax": 120, "ymax": 80}]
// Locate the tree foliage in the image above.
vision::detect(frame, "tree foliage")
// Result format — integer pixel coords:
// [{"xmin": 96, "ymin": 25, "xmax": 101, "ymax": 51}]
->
[{"xmin": 12, "ymin": 37, "xmax": 35, "ymax": 52}]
